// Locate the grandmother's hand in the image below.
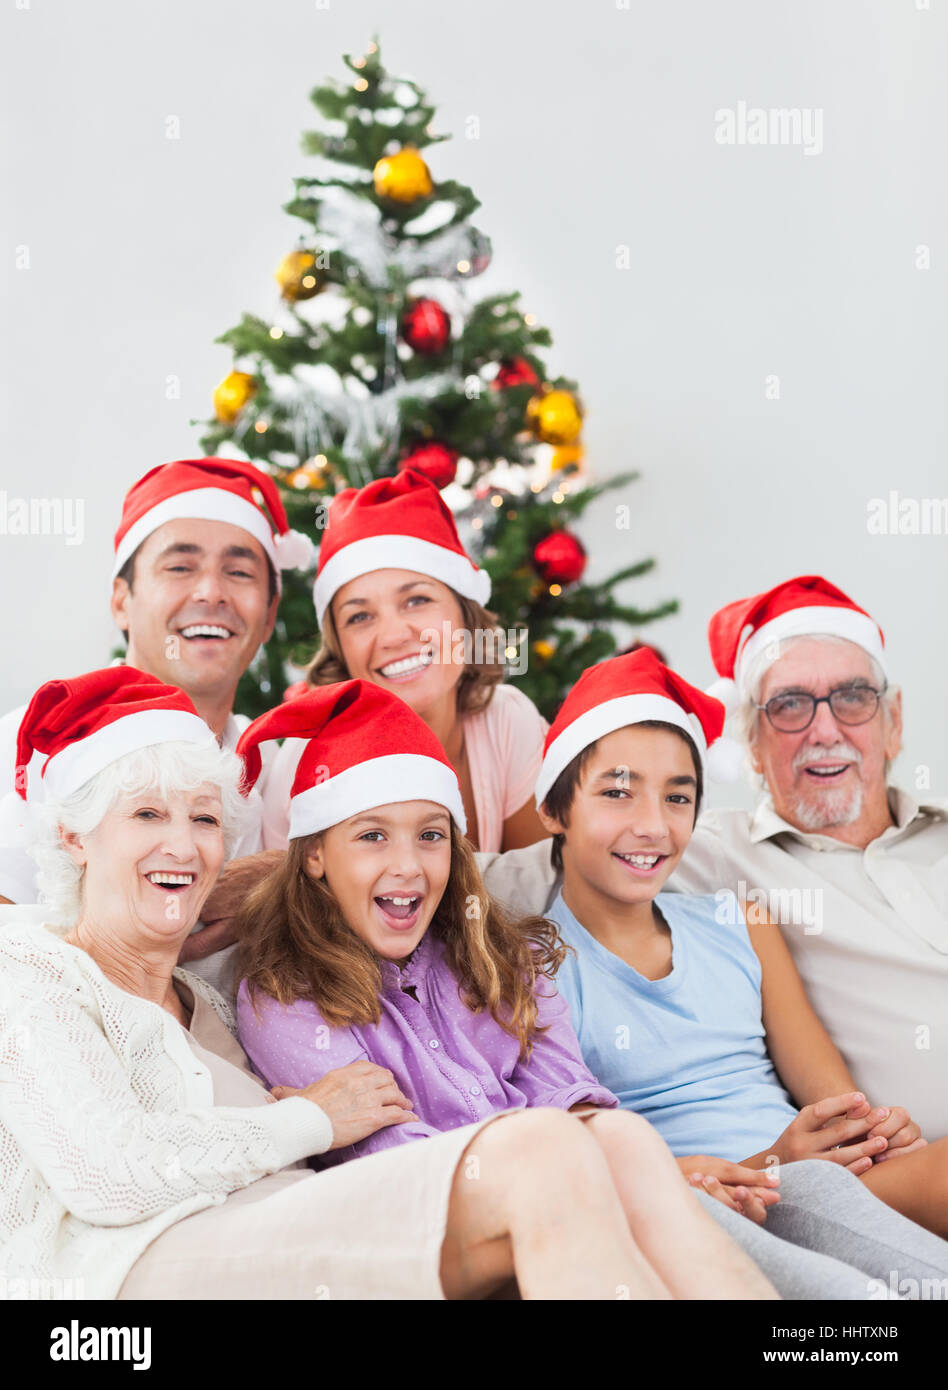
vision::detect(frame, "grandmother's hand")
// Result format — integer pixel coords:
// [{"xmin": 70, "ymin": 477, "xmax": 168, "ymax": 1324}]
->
[
  {"xmin": 271, "ymin": 1061, "xmax": 419, "ymax": 1149},
  {"xmin": 178, "ymin": 850, "xmax": 286, "ymax": 962}
]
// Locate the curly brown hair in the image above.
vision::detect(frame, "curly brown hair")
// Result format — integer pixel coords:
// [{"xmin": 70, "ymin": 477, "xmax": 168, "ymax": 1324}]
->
[
  {"xmin": 235, "ymin": 822, "xmax": 567, "ymax": 1061},
  {"xmin": 305, "ymin": 590, "xmax": 506, "ymax": 716}
]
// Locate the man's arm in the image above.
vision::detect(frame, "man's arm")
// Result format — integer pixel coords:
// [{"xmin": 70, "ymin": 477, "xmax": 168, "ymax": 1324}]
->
[
  {"xmin": 743, "ymin": 905, "xmax": 925, "ymax": 1165},
  {"xmin": 745, "ymin": 903, "xmax": 856, "ymax": 1105}
]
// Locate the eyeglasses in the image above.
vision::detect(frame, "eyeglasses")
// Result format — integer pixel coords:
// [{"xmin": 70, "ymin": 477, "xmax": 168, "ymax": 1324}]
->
[{"xmin": 755, "ymin": 683, "xmax": 887, "ymax": 733}]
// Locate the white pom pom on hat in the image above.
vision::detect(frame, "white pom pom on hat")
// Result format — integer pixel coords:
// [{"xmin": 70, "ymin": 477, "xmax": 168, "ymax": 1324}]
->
[
  {"xmin": 704, "ymin": 735, "xmax": 745, "ymax": 784},
  {"xmin": 274, "ymin": 528, "xmax": 317, "ymax": 572},
  {"xmin": 704, "ymin": 676, "xmax": 740, "ymax": 717}
]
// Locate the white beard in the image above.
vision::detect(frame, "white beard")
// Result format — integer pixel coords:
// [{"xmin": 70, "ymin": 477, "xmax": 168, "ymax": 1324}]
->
[
  {"xmin": 790, "ymin": 780, "xmax": 864, "ymax": 830},
  {"xmin": 788, "ymin": 740, "xmax": 865, "ymax": 830}
]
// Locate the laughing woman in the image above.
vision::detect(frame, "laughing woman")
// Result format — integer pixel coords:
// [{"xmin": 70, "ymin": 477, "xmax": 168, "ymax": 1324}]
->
[
  {"xmin": 260, "ymin": 469, "xmax": 549, "ymax": 855},
  {"xmin": 0, "ymin": 666, "xmax": 775, "ymax": 1301}
]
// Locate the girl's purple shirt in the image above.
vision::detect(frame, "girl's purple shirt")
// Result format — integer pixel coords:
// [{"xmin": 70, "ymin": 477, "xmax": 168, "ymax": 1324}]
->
[{"xmin": 236, "ymin": 929, "xmax": 618, "ymax": 1167}]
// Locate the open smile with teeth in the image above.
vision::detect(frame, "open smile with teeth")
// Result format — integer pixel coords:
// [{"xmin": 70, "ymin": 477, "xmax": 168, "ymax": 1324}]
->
[
  {"xmin": 378, "ymin": 652, "xmax": 433, "ymax": 680},
  {"xmin": 803, "ymin": 764, "xmax": 852, "ymax": 779},
  {"xmin": 613, "ymin": 851, "xmax": 667, "ymax": 874},
  {"xmin": 179, "ymin": 625, "xmax": 235, "ymax": 640},
  {"xmin": 374, "ymin": 894, "xmax": 423, "ymax": 928},
  {"xmin": 145, "ymin": 871, "xmax": 196, "ymax": 891}
]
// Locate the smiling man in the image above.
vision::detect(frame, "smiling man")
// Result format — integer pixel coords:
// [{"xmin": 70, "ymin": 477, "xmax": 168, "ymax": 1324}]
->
[
  {"xmin": 676, "ymin": 577, "xmax": 948, "ymax": 1139},
  {"xmin": 0, "ymin": 457, "xmax": 315, "ymax": 984},
  {"xmin": 479, "ymin": 576, "xmax": 948, "ymax": 1138}
]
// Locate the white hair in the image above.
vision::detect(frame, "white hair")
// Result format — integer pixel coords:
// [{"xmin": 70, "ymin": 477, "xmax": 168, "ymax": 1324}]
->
[
  {"xmin": 29, "ymin": 740, "xmax": 249, "ymax": 924},
  {"xmin": 736, "ymin": 633, "xmax": 898, "ymax": 751}
]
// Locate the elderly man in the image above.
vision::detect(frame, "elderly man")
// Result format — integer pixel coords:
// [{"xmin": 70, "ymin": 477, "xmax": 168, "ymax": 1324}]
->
[
  {"xmin": 480, "ymin": 576, "xmax": 948, "ymax": 1140},
  {"xmin": 0, "ymin": 456, "xmax": 314, "ymax": 983}
]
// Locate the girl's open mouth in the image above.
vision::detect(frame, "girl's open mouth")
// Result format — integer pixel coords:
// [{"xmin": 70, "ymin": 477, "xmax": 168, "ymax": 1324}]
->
[
  {"xmin": 612, "ymin": 852, "xmax": 668, "ymax": 878},
  {"xmin": 374, "ymin": 894, "xmax": 423, "ymax": 930}
]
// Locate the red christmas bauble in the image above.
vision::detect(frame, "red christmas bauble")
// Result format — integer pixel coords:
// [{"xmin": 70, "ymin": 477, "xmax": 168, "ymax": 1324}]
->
[
  {"xmin": 401, "ymin": 298, "xmax": 451, "ymax": 355},
  {"xmin": 532, "ymin": 530, "xmax": 587, "ymax": 585},
  {"xmin": 398, "ymin": 442, "xmax": 459, "ymax": 490},
  {"xmin": 491, "ymin": 356, "xmax": 540, "ymax": 390}
]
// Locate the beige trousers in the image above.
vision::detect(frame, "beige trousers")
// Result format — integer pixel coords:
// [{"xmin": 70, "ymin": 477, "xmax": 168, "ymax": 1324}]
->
[{"xmin": 117, "ymin": 1115, "xmax": 506, "ymax": 1301}]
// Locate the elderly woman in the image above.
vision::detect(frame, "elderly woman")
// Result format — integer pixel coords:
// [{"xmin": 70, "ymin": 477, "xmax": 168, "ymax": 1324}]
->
[
  {"xmin": 0, "ymin": 666, "xmax": 777, "ymax": 1301},
  {"xmin": 260, "ymin": 469, "xmax": 551, "ymax": 856}
]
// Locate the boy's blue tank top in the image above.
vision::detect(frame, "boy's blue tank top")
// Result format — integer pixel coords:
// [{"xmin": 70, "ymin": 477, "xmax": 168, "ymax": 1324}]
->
[{"xmin": 549, "ymin": 889, "xmax": 797, "ymax": 1159}]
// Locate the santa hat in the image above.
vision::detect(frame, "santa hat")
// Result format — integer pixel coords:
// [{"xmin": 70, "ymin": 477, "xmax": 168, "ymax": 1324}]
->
[
  {"xmin": 12, "ymin": 666, "xmax": 215, "ymax": 803},
  {"xmin": 535, "ymin": 648, "xmax": 741, "ymax": 807},
  {"xmin": 111, "ymin": 457, "xmax": 316, "ymax": 587},
  {"xmin": 707, "ymin": 575, "xmax": 887, "ymax": 714},
  {"xmin": 313, "ymin": 469, "xmax": 491, "ymax": 628},
  {"xmin": 237, "ymin": 679, "xmax": 467, "ymax": 839}
]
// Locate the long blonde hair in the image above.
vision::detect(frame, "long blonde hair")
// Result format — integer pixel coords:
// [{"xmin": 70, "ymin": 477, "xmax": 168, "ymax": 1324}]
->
[{"xmin": 236, "ymin": 823, "xmax": 566, "ymax": 1061}]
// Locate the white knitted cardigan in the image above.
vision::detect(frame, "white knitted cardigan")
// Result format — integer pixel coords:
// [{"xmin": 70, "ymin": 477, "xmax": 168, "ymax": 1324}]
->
[{"xmin": 0, "ymin": 914, "xmax": 333, "ymax": 1299}]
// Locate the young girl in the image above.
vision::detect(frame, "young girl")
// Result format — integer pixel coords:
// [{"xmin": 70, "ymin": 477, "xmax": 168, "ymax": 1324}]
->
[
  {"xmin": 260, "ymin": 468, "xmax": 549, "ymax": 854},
  {"xmin": 227, "ymin": 675, "xmax": 791, "ymax": 1301},
  {"xmin": 233, "ymin": 677, "xmax": 620, "ymax": 1170},
  {"xmin": 536, "ymin": 646, "xmax": 948, "ymax": 1252}
]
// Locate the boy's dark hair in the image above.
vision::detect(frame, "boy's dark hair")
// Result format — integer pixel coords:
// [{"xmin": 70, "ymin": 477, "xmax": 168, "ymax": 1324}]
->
[
  {"xmin": 541, "ymin": 719, "xmax": 705, "ymax": 873},
  {"xmin": 116, "ymin": 545, "xmax": 279, "ymax": 606}
]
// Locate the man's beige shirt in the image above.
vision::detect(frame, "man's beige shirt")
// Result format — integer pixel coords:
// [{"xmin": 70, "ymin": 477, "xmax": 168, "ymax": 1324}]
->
[{"xmin": 477, "ymin": 786, "xmax": 948, "ymax": 1138}]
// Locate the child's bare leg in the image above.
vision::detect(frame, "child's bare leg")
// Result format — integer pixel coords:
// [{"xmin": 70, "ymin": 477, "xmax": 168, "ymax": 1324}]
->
[
  {"xmin": 439, "ymin": 1108, "xmax": 671, "ymax": 1300},
  {"xmin": 582, "ymin": 1110, "xmax": 780, "ymax": 1300},
  {"xmin": 860, "ymin": 1136, "xmax": 948, "ymax": 1237}
]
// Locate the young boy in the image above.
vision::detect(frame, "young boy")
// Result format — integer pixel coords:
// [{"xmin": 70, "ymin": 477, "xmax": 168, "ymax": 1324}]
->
[{"xmin": 533, "ymin": 647, "xmax": 948, "ymax": 1292}]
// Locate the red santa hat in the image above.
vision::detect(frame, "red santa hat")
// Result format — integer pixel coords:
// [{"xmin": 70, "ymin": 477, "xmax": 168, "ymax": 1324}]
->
[
  {"xmin": 313, "ymin": 469, "xmax": 491, "ymax": 628},
  {"xmin": 111, "ymin": 457, "xmax": 316, "ymax": 587},
  {"xmin": 237, "ymin": 679, "xmax": 467, "ymax": 839},
  {"xmin": 535, "ymin": 648, "xmax": 741, "ymax": 807},
  {"xmin": 13, "ymin": 666, "xmax": 215, "ymax": 803},
  {"xmin": 707, "ymin": 575, "xmax": 887, "ymax": 713}
]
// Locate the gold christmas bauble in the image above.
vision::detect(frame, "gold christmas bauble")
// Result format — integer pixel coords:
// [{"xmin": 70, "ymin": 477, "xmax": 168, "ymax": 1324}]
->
[
  {"xmin": 373, "ymin": 146, "xmax": 433, "ymax": 203},
  {"xmin": 289, "ymin": 459, "xmax": 332, "ymax": 491},
  {"xmin": 275, "ymin": 250, "xmax": 323, "ymax": 302},
  {"xmin": 213, "ymin": 370, "xmax": 257, "ymax": 424},
  {"xmin": 551, "ymin": 443, "xmax": 584, "ymax": 472},
  {"xmin": 526, "ymin": 389, "xmax": 583, "ymax": 446},
  {"xmin": 532, "ymin": 639, "xmax": 556, "ymax": 662}
]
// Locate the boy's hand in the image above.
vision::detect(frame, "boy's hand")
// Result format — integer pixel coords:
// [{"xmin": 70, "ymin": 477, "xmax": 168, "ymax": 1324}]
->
[
  {"xmin": 678, "ymin": 1155, "xmax": 781, "ymax": 1225},
  {"xmin": 864, "ymin": 1105, "xmax": 927, "ymax": 1163},
  {"xmin": 771, "ymin": 1092, "xmax": 888, "ymax": 1173}
]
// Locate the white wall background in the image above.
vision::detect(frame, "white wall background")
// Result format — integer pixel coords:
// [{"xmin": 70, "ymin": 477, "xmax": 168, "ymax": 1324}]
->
[{"xmin": 2, "ymin": 0, "xmax": 945, "ymax": 803}]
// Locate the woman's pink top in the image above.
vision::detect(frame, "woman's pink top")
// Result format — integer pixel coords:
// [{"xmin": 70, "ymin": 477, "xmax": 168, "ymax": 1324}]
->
[{"xmin": 260, "ymin": 683, "xmax": 548, "ymax": 853}]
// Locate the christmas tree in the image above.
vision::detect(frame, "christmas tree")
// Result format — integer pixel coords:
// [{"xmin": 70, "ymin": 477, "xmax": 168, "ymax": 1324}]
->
[{"xmin": 198, "ymin": 36, "xmax": 677, "ymax": 720}]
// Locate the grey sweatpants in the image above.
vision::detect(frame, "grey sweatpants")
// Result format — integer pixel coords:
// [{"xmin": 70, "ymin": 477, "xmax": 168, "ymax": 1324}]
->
[{"xmin": 693, "ymin": 1159, "xmax": 948, "ymax": 1300}]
